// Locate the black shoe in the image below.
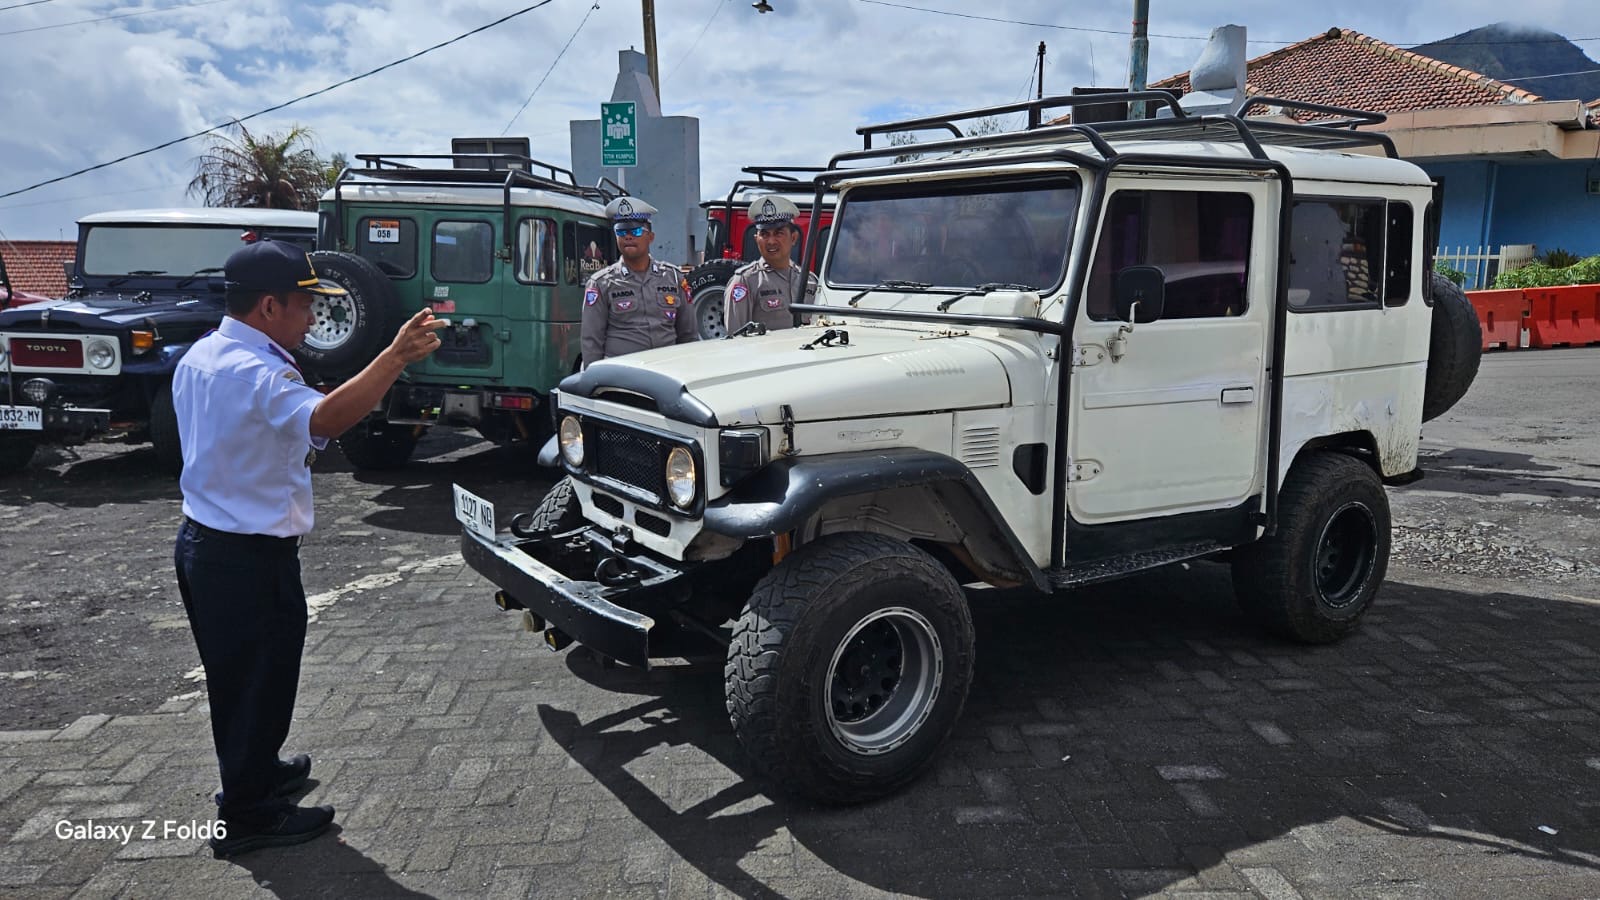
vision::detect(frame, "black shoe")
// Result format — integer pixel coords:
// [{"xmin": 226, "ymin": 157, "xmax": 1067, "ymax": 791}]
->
[
  {"xmin": 273, "ymin": 754, "xmax": 311, "ymax": 796},
  {"xmin": 210, "ymin": 804, "xmax": 335, "ymax": 858}
]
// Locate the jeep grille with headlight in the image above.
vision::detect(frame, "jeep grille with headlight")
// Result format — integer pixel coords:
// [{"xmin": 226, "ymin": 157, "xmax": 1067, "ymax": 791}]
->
[{"xmin": 592, "ymin": 422, "xmax": 669, "ymax": 501}]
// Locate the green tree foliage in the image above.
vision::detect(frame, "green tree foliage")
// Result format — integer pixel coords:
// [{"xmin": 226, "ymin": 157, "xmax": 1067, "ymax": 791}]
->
[
  {"xmin": 1492, "ymin": 254, "xmax": 1600, "ymax": 288},
  {"xmin": 187, "ymin": 121, "xmax": 330, "ymax": 210}
]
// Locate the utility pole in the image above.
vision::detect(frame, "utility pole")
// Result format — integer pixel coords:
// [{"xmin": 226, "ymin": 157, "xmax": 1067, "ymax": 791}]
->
[
  {"xmin": 1127, "ymin": 0, "xmax": 1149, "ymax": 118},
  {"xmin": 642, "ymin": 0, "xmax": 661, "ymax": 105},
  {"xmin": 1036, "ymin": 42, "xmax": 1046, "ymax": 99}
]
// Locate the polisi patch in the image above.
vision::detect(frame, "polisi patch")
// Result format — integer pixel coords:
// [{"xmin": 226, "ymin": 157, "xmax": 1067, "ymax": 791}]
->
[
  {"xmin": 584, "ymin": 289, "xmax": 599, "ymax": 306},
  {"xmin": 730, "ymin": 284, "xmax": 748, "ymax": 303}
]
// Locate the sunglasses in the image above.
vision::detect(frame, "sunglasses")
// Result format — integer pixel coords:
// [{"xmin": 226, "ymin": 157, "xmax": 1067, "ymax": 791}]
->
[{"xmin": 613, "ymin": 225, "xmax": 648, "ymax": 237}]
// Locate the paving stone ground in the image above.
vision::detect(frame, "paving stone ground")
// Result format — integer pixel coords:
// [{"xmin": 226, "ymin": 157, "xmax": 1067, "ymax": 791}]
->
[{"xmin": 3, "ymin": 555, "xmax": 1598, "ymax": 899}]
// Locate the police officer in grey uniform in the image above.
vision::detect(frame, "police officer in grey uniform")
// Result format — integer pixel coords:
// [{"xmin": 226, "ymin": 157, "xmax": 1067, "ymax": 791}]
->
[
  {"xmin": 725, "ymin": 195, "xmax": 817, "ymax": 334},
  {"xmin": 582, "ymin": 197, "xmax": 697, "ymax": 365}
]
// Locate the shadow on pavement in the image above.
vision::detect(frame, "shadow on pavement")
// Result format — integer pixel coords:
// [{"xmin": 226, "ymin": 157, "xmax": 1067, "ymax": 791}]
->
[
  {"xmin": 229, "ymin": 825, "xmax": 436, "ymax": 899},
  {"xmin": 538, "ymin": 562, "xmax": 1600, "ymax": 896},
  {"xmin": 1412, "ymin": 447, "xmax": 1600, "ymax": 501}
]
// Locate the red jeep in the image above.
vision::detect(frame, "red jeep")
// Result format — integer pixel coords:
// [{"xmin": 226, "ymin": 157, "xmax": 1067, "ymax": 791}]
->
[{"xmin": 686, "ymin": 166, "xmax": 836, "ymax": 339}]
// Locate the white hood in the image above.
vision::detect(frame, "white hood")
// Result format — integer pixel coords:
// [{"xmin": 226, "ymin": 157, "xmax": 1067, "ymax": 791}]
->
[{"xmin": 583, "ymin": 326, "xmax": 1012, "ymax": 426}]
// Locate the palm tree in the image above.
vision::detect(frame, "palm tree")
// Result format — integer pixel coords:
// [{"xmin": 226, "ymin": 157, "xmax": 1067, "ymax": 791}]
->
[{"xmin": 187, "ymin": 121, "xmax": 329, "ymax": 210}]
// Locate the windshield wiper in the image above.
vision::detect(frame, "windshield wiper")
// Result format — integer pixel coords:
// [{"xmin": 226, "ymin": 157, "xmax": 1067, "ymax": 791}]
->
[
  {"xmin": 935, "ymin": 282, "xmax": 1036, "ymax": 312},
  {"xmin": 174, "ymin": 267, "xmax": 225, "ymax": 289},
  {"xmin": 106, "ymin": 270, "xmax": 167, "ymax": 288},
  {"xmin": 848, "ymin": 280, "xmax": 932, "ymax": 307}
]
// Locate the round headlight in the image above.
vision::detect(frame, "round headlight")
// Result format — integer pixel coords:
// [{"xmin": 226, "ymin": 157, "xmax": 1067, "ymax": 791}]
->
[
  {"xmin": 665, "ymin": 446, "xmax": 696, "ymax": 509},
  {"xmin": 558, "ymin": 415, "xmax": 584, "ymax": 466},
  {"xmin": 86, "ymin": 339, "xmax": 116, "ymax": 370}
]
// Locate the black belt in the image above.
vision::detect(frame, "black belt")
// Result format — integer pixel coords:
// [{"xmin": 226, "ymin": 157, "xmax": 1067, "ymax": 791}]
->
[{"xmin": 180, "ymin": 516, "xmax": 302, "ymax": 548}]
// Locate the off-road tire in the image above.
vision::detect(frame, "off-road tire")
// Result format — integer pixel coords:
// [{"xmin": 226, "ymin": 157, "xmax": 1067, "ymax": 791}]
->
[
  {"xmin": 0, "ymin": 434, "xmax": 36, "ymax": 474},
  {"xmin": 1423, "ymin": 271, "xmax": 1482, "ymax": 422},
  {"xmin": 297, "ymin": 251, "xmax": 402, "ymax": 381},
  {"xmin": 686, "ymin": 259, "xmax": 741, "ymax": 340},
  {"xmin": 337, "ymin": 418, "xmax": 417, "ymax": 471},
  {"xmin": 1231, "ymin": 452, "xmax": 1390, "ymax": 643},
  {"xmin": 724, "ymin": 532, "xmax": 975, "ymax": 805},
  {"xmin": 149, "ymin": 384, "xmax": 182, "ymax": 475},
  {"xmin": 520, "ymin": 476, "xmax": 583, "ymax": 534}
]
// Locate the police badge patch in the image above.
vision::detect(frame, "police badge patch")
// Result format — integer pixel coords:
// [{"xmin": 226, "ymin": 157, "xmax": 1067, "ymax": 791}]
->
[
  {"xmin": 765, "ymin": 296, "xmax": 783, "ymax": 309},
  {"xmin": 584, "ymin": 289, "xmax": 599, "ymax": 306},
  {"xmin": 615, "ymin": 299, "xmax": 634, "ymax": 311},
  {"xmin": 730, "ymin": 284, "xmax": 748, "ymax": 302},
  {"xmin": 665, "ymin": 309, "xmax": 677, "ymax": 321}
]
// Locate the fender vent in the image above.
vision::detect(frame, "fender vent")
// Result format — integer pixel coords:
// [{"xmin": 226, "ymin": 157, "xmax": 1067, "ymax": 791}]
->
[{"xmin": 959, "ymin": 425, "xmax": 1001, "ymax": 468}]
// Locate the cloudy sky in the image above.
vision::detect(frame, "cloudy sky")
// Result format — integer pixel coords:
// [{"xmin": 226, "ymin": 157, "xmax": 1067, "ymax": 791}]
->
[{"xmin": 0, "ymin": 0, "xmax": 1594, "ymax": 240}]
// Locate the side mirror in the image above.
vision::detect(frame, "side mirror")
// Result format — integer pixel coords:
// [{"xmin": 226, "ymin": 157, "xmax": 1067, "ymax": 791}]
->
[
  {"xmin": 62, "ymin": 261, "xmax": 77, "ymax": 279},
  {"xmin": 1113, "ymin": 265, "xmax": 1165, "ymax": 324}
]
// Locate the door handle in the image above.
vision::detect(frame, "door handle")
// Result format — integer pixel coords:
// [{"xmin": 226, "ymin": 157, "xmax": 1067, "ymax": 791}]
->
[{"xmin": 1220, "ymin": 386, "xmax": 1255, "ymax": 404}]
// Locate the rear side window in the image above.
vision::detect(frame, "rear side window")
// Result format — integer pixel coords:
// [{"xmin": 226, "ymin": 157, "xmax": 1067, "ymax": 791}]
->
[
  {"xmin": 1087, "ymin": 190, "xmax": 1254, "ymax": 320},
  {"xmin": 515, "ymin": 218, "xmax": 557, "ymax": 284},
  {"xmin": 1385, "ymin": 202, "xmax": 1413, "ymax": 306},
  {"xmin": 358, "ymin": 217, "xmax": 417, "ymax": 278},
  {"xmin": 563, "ymin": 221, "xmax": 615, "ymax": 284},
  {"xmin": 1288, "ymin": 199, "xmax": 1384, "ymax": 310},
  {"xmin": 432, "ymin": 220, "xmax": 493, "ymax": 283}
]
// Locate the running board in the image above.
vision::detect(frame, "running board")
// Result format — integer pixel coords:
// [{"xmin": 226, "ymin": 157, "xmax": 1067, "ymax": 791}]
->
[{"xmin": 1047, "ymin": 541, "xmax": 1230, "ymax": 589}]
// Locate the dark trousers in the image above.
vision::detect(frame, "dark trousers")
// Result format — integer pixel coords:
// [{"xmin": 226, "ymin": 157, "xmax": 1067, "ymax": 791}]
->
[{"xmin": 174, "ymin": 519, "xmax": 306, "ymax": 826}]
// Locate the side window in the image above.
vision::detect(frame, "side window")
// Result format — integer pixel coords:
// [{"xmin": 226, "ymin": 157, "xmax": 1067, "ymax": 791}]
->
[
  {"xmin": 515, "ymin": 218, "xmax": 556, "ymax": 284},
  {"xmin": 741, "ymin": 224, "xmax": 760, "ymax": 262},
  {"xmin": 1087, "ymin": 190, "xmax": 1254, "ymax": 321},
  {"xmin": 1288, "ymin": 199, "xmax": 1384, "ymax": 310},
  {"xmin": 1385, "ymin": 202, "xmax": 1413, "ymax": 306},
  {"xmin": 562, "ymin": 221, "xmax": 616, "ymax": 285},
  {"xmin": 358, "ymin": 217, "xmax": 417, "ymax": 278},
  {"xmin": 706, "ymin": 217, "xmax": 727, "ymax": 258},
  {"xmin": 432, "ymin": 220, "xmax": 493, "ymax": 283},
  {"xmin": 813, "ymin": 225, "xmax": 832, "ymax": 269}
]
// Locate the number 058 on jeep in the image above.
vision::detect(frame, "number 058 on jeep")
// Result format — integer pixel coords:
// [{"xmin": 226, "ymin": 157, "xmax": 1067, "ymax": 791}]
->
[{"xmin": 456, "ymin": 91, "xmax": 1481, "ymax": 805}]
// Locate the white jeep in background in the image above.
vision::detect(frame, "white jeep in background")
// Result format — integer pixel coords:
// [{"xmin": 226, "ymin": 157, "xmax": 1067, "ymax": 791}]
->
[{"xmin": 455, "ymin": 91, "xmax": 1481, "ymax": 805}]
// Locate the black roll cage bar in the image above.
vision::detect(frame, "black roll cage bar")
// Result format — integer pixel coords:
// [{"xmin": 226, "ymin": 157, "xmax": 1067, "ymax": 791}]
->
[
  {"xmin": 328, "ymin": 152, "xmax": 626, "ymax": 262},
  {"xmin": 791, "ymin": 91, "xmax": 1400, "ymax": 566}
]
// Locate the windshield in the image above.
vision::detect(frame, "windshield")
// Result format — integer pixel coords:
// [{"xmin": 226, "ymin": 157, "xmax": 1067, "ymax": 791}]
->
[
  {"xmin": 80, "ymin": 225, "xmax": 266, "ymax": 277},
  {"xmin": 825, "ymin": 177, "xmax": 1078, "ymax": 295}
]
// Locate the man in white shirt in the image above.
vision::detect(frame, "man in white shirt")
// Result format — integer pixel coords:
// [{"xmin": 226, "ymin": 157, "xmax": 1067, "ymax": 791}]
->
[{"xmin": 173, "ymin": 238, "xmax": 446, "ymax": 857}]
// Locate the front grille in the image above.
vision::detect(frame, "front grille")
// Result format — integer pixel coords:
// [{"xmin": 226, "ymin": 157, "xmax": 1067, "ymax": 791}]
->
[
  {"xmin": 9, "ymin": 337, "xmax": 83, "ymax": 368},
  {"xmin": 592, "ymin": 493, "xmax": 624, "ymax": 519},
  {"xmin": 634, "ymin": 510, "xmax": 671, "ymax": 537},
  {"xmin": 592, "ymin": 424, "xmax": 668, "ymax": 500}
]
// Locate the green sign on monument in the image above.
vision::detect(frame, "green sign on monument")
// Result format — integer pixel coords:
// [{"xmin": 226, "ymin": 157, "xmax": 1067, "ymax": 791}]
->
[{"xmin": 601, "ymin": 101, "xmax": 637, "ymax": 168}]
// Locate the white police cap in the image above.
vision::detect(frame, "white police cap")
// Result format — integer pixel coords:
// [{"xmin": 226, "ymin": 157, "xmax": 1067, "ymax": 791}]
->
[
  {"xmin": 605, "ymin": 196, "xmax": 658, "ymax": 223},
  {"xmin": 749, "ymin": 195, "xmax": 799, "ymax": 228}
]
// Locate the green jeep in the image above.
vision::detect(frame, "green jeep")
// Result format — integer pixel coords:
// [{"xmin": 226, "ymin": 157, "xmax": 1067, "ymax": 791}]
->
[{"xmin": 312, "ymin": 141, "xmax": 622, "ymax": 468}]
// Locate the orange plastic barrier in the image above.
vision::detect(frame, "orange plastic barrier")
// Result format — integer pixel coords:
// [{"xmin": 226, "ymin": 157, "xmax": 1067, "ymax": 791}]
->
[
  {"xmin": 1465, "ymin": 289, "xmax": 1530, "ymax": 350},
  {"xmin": 1525, "ymin": 285, "xmax": 1600, "ymax": 348}
]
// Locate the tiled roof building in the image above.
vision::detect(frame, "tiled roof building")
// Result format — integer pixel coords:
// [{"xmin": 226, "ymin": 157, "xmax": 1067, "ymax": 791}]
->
[
  {"xmin": 1152, "ymin": 27, "xmax": 1542, "ymax": 120},
  {"xmin": 1, "ymin": 240, "xmax": 76, "ymax": 299}
]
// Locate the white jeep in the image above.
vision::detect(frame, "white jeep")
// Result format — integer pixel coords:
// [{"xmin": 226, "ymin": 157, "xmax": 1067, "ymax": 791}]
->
[{"xmin": 456, "ymin": 92, "xmax": 1481, "ymax": 805}]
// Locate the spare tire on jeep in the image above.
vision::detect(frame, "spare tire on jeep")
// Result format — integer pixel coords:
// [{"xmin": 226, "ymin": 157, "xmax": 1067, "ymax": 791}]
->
[
  {"xmin": 686, "ymin": 258, "xmax": 741, "ymax": 340},
  {"xmin": 1422, "ymin": 271, "xmax": 1482, "ymax": 422},
  {"xmin": 296, "ymin": 251, "xmax": 403, "ymax": 381}
]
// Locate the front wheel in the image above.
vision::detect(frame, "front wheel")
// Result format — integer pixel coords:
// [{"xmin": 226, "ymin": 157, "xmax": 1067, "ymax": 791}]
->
[
  {"xmin": 1231, "ymin": 452, "xmax": 1390, "ymax": 643},
  {"xmin": 686, "ymin": 259, "xmax": 740, "ymax": 340},
  {"xmin": 0, "ymin": 434, "xmax": 37, "ymax": 474},
  {"xmin": 724, "ymin": 532, "xmax": 974, "ymax": 804},
  {"xmin": 148, "ymin": 385, "xmax": 182, "ymax": 475},
  {"xmin": 337, "ymin": 418, "xmax": 418, "ymax": 470}
]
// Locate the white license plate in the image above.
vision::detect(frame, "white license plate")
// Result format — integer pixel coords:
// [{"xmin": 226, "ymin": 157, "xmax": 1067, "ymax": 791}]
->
[
  {"xmin": 452, "ymin": 483, "xmax": 496, "ymax": 540},
  {"xmin": 0, "ymin": 404, "xmax": 42, "ymax": 431}
]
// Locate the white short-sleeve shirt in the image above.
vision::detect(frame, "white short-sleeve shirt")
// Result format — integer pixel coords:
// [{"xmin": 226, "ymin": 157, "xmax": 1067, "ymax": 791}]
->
[{"xmin": 174, "ymin": 317, "xmax": 329, "ymax": 537}]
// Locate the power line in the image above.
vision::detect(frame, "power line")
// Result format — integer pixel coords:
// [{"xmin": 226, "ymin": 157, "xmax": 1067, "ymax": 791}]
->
[
  {"xmin": 1, "ymin": 0, "xmax": 558, "ymax": 201},
  {"xmin": 0, "ymin": 0, "xmax": 240, "ymax": 37},
  {"xmin": 663, "ymin": 0, "xmax": 728, "ymax": 85},
  {"xmin": 0, "ymin": 0, "xmax": 60, "ymax": 12},
  {"xmin": 502, "ymin": 1, "xmax": 600, "ymax": 135},
  {"xmin": 1498, "ymin": 66, "xmax": 1600, "ymax": 81},
  {"xmin": 853, "ymin": 0, "xmax": 1600, "ymax": 46}
]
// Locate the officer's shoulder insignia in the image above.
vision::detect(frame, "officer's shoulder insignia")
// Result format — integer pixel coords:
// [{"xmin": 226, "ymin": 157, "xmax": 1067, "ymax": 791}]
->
[
  {"xmin": 584, "ymin": 288, "xmax": 599, "ymax": 306},
  {"xmin": 282, "ymin": 367, "xmax": 304, "ymax": 384},
  {"xmin": 730, "ymin": 283, "xmax": 748, "ymax": 302}
]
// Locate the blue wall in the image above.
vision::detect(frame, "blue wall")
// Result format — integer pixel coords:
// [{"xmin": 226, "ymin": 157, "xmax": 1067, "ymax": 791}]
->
[{"xmin": 1421, "ymin": 159, "xmax": 1600, "ymax": 257}]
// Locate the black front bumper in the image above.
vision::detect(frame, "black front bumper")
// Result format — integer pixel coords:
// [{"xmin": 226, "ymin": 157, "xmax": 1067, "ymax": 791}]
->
[
  {"xmin": 0, "ymin": 404, "xmax": 112, "ymax": 439},
  {"xmin": 460, "ymin": 526, "xmax": 688, "ymax": 668}
]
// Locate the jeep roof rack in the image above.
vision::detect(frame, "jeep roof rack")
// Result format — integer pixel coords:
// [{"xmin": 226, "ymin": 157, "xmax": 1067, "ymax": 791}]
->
[
  {"xmin": 329, "ymin": 152, "xmax": 623, "ymax": 259},
  {"xmin": 848, "ymin": 92, "xmax": 1394, "ymax": 161}
]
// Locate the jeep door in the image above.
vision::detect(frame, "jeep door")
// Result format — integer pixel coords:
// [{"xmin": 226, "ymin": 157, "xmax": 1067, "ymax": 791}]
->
[
  {"xmin": 1066, "ymin": 179, "xmax": 1274, "ymax": 524},
  {"xmin": 422, "ymin": 215, "xmax": 504, "ymax": 380}
]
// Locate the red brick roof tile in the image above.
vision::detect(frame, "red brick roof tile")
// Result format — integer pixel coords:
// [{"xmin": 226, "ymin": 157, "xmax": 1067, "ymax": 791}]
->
[
  {"xmin": 1, "ymin": 240, "xmax": 76, "ymax": 298},
  {"xmin": 1152, "ymin": 27, "xmax": 1541, "ymax": 120}
]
